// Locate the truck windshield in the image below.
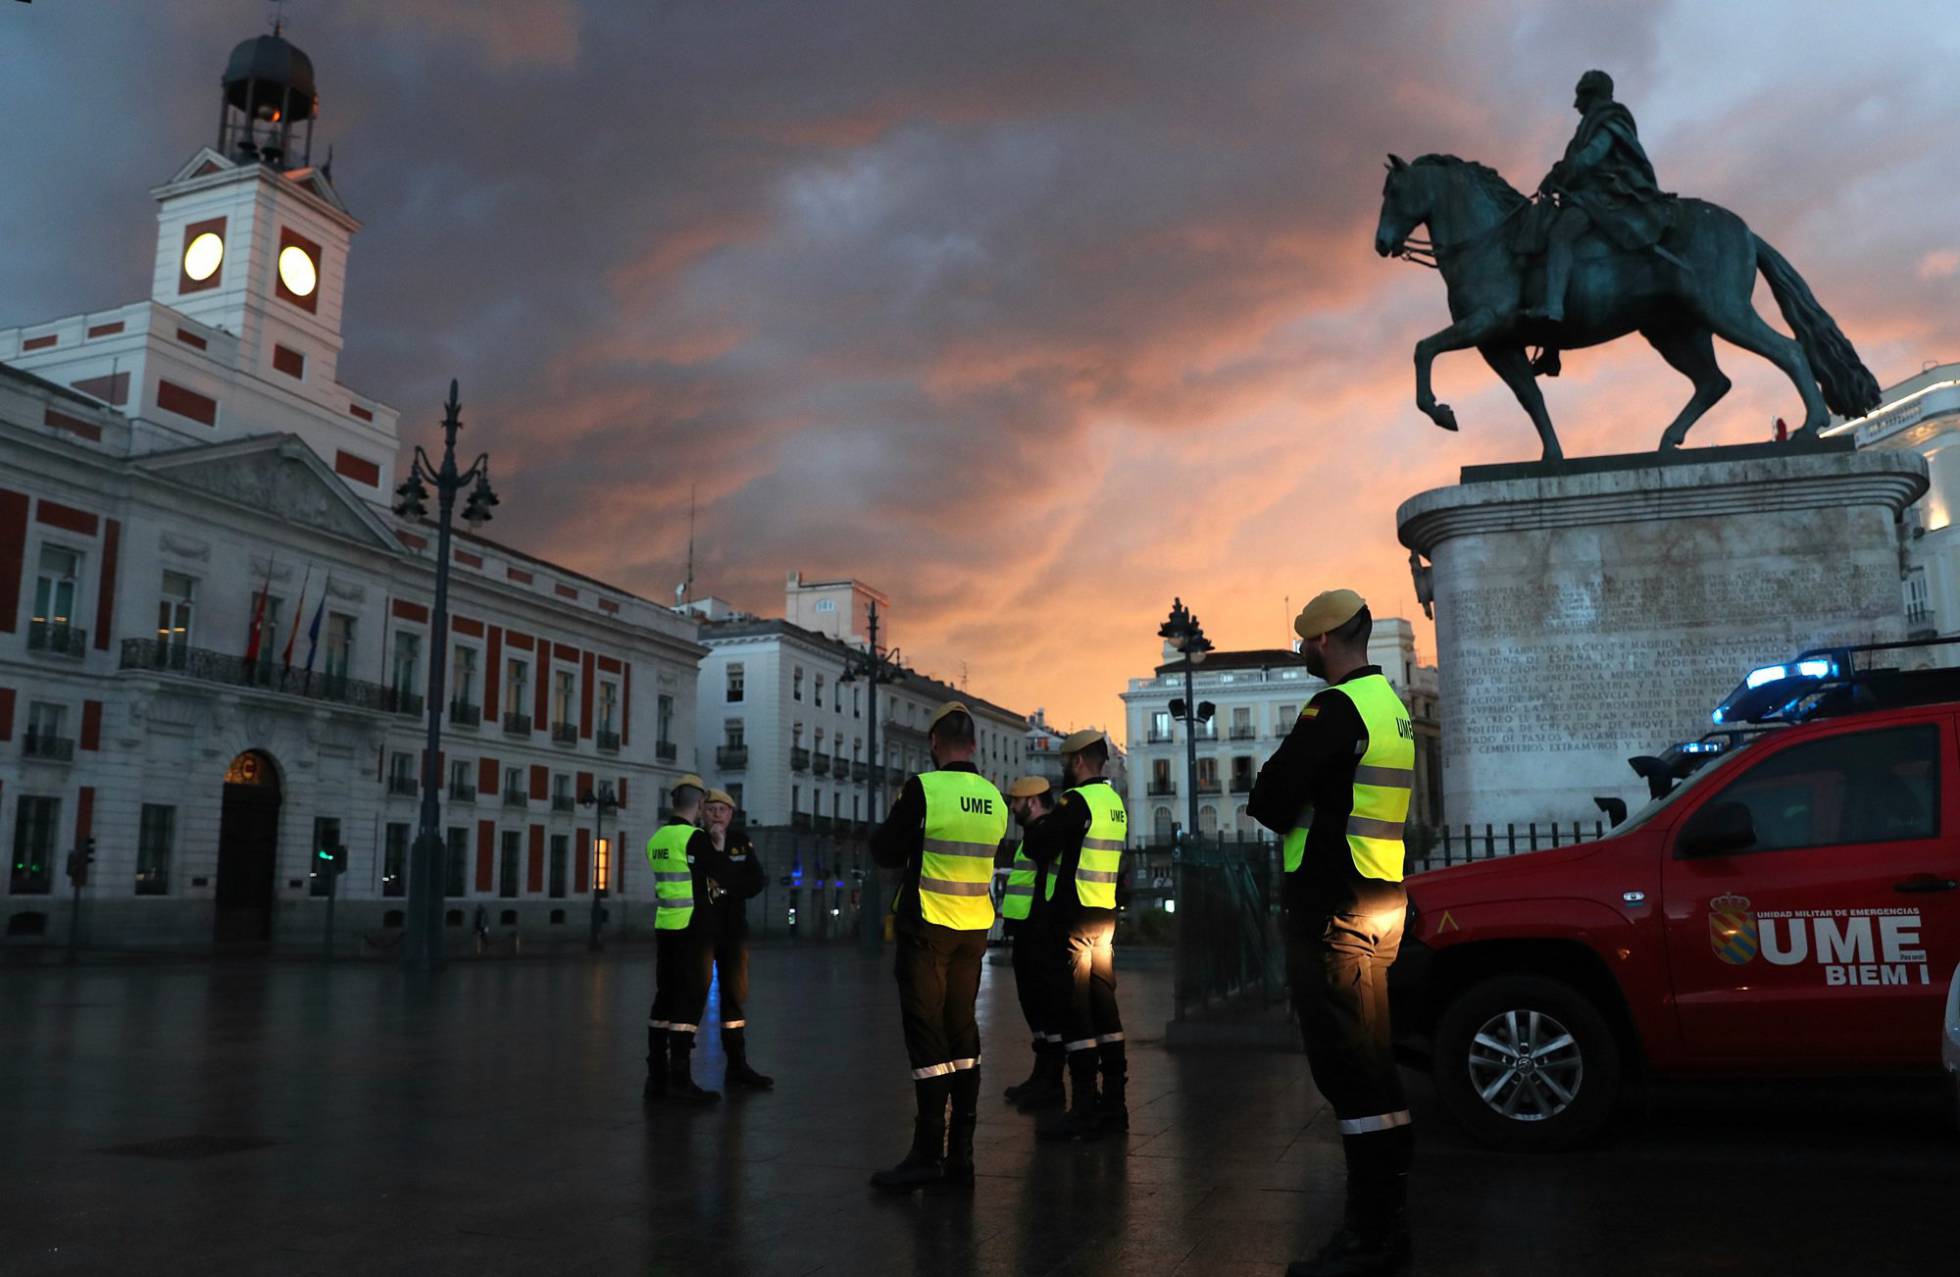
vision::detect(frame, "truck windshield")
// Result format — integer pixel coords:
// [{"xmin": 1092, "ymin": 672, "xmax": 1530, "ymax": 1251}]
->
[{"xmin": 1615, "ymin": 738, "xmax": 1762, "ymax": 832}]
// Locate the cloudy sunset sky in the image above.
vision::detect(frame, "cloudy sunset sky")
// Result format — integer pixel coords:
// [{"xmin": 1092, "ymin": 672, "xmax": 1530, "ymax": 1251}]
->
[{"xmin": 6, "ymin": 1, "xmax": 1959, "ymax": 739}]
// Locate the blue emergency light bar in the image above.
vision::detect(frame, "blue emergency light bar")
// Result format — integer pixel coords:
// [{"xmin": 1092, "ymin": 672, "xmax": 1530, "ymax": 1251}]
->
[{"xmin": 1713, "ymin": 653, "xmax": 1843, "ymax": 725}]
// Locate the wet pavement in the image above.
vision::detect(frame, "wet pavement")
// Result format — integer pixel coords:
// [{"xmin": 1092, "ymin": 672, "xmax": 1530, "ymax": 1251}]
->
[{"xmin": 1, "ymin": 943, "xmax": 1952, "ymax": 1276}]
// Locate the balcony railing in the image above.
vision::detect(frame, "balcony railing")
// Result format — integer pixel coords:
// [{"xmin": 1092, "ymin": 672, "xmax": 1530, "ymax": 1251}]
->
[
  {"xmin": 1228, "ymin": 726, "xmax": 1256, "ymax": 740},
  {"xmin": 449, "ymin": 700, "xmax": 481, "ymax": 728},
  {"xmin": 815, "ymin": 814, "xmax": 834, "ymax": 833},
  {"xmin": 717, "ymin": 745, "xmax": 749, "ymax": 769},
  {"xmin": 1146, "ymin": 731, "xmax": 1174, "ymax": 744},
  {"xmin": 791, "ymin": 748, "xmax": 810, "ymax": 772},
  {"xmin": 387, "ymin": 775, "xmax": 420, "ymax": 797},
  {"xmin": 503, "ymin": 712, "xmax": 532, "ymax": 736},
  {"xmin": 791, "ymin": 812, "xmax": 812, "ymax": 831},
  {"xmin": 551, "ymin": 794, "xmax": 576, "ymax": 813},
  {"xmin": 120, "ymin": 638, "xmax": 395, "ymax": 712},
  {"xmin": 656, "ymin": 741, "xmax": 677, "ymax": 762},
  {"xmin": 387, "ymin": 688, "xmax": 424, "ymax": 718},
  {"xmin": 551, "ymin": 721, "xmax": 578, "ymax": 746},
  {"xmin": 1196, "ymin": 778, "xmax": 1222, "ymax": 794},
  {"xmin": 503, "ymin": 788, "xmax": 529, "ymax": 808},
  {"xmin": 1230, "ymin": 777, "xmax": 1254, "ymax": 793},
  {"xmin": 22, "ymin": 731, "xmax": 74, "ymax": 762},
  {"xmin": 596, "ymin": 729, "xmax": 620, "ymax": 754},
  {"xmin": 1147, "ymin": 780, "xmax": 1176, "ymax": 796},
  {"xmin": 813, "ymin": 754, "xmax": 832, "ymax": 776},
  {"xmin": 852, "ymin": 761, "xmax": 868, "ymax": 782},
  {"xmin": 29, "ymin": 621, "xmax": 88, "ymax": 658},
  {"xmin": 449, "ymin": 783, "xmax": 477, "ymax": 802}
]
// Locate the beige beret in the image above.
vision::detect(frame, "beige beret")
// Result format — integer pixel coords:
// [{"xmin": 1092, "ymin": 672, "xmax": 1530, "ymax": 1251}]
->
[
  {"xmin": 705, "ymin": 789, "xmax": 735, "ymax": 808},
  {"xmin": 1293, "ymin": 589, "xmax": 1366, "ymax": 641},
  {"xmin": 1060, "ymin": 728, "xmax": 1106, "ymax": 755},
  {"xmin": 927, "ymin": 701, "xmax": 971, "ymax": 733},
  {"xmin": 1005, "ymin": 776, "xmax": 1052, "ymax": 799}
]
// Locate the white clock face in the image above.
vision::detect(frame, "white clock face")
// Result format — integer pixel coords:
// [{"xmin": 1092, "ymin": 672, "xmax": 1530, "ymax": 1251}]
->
[
  {"xmin": 278, "ymin": 244, "xmax": 318, "ymax": 297},
  {"xmin": 183, "ymin": 232, "xmax": 224, "ymax": 282}
]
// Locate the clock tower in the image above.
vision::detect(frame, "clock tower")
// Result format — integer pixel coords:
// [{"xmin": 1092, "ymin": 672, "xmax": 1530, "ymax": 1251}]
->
[{"xmin": 151, "ymin": 31, "xmax": 357, "ymax": 396}]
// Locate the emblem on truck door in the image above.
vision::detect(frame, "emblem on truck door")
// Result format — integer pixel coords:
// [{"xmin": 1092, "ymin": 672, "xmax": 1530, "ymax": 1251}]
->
[{"xmin": 1709, "ymin": 893, "xmax": 1760, "ymax": 966}]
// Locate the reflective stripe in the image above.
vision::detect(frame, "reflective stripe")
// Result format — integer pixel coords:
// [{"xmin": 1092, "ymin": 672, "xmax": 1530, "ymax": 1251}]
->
[
  {"xmin": 722, "ymin": 1019, "xmax": 746, "ymax": 1029},
  {"xmin": 1064, "ymin": 1038, "xmax": 1098, "ymax": 1052},
  {"xmin": 1348, "ymin": 815, "xmax": 1404, "ymax": 841},
  {"xmin": 918, "ymin": 876, "xmax": 992, "ymax": 897},
  {"xmin": 669, "ymin": 1022, "xmax": 698, "ymax": 1034},
  {"xmin": 647, "ymin": 1018, "xmax": 669, "ymax": 1028},
  {"xmin": 912, "ymin": 1061, "xmax": 957, "ymax": 1079},
  {"xmin": 1004, "ymin": 884, "xmax": 1035, "ymax": 896},
  {"xmin": 1096, "ymin": 1032, "xmax": 1125, "ymax": 1045},
  {"xmin": 656, "ymin": 901, "xmax": 693, "ymax": 911},
  {"xmin": 1042, "ymin": 1033, "xmax": 1065, "ymax": 1043},
  {"xmin": 1337, "ymin": 1110, "xmax": 1412, "ymax": 1135},
  {"xmin": 1353, "ymin": 764, "xmax": 1413, "ymax": 788},
  {"xmin": 1075, "ymin": 869, "xmax": 1120, "ymax": 884},
  {"xmin": 921, "ymin": 837, "xmax": 997, "ymax": 858},
  {"xmin": 653, "ymin": 871, "xmax": 693, "ymax": 882},
  {"xmin": 1080, "ymin": 837, "xmax": 1126, "ymax": 851},
  {"xmin": 949, "ymin": 1056, "xmax": 979, "ymax": 1071}
]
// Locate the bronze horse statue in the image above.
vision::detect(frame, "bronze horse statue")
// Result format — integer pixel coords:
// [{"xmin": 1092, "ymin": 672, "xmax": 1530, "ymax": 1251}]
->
[{"xmin": 1374, "ymin": 153, "xmax": 1881, "ymax": 461}]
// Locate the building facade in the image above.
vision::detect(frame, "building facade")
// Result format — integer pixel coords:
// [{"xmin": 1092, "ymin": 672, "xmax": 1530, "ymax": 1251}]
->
[
  {"xmin": 1826, "ymin": 362, "xmax": 1960, "ymax": 640},
  {"xmin": 0, "ymin": 32, "xmax": 704, "ymax": 949},
  {"xmin": 1118, "ymin": 618, "xmax": 1442, "ymax": 849}
]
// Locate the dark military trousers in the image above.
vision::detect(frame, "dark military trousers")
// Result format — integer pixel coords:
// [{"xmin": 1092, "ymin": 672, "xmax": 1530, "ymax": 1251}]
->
[
  {"xmin": 713, "ymin": 934, "xmax": 750, "ymax": 1030},
  {"xmin": 894, "ymin": 919, "xmax": 987, "ymax": 1124},
  {"xmin": 649, "ymin": 926, "xmax": 714, "ymax": 1067},
  {"xmin": 1287, "ymin": 898, "xmax": 1413, "ymax": 1238},
  {"xmin": 1056, "ymin": 908, "xmax": 1122, "ymax": 1053},
  {"xmin": 1007, "ymin": 916, "xmax": 1058, "ymax": 1046}
]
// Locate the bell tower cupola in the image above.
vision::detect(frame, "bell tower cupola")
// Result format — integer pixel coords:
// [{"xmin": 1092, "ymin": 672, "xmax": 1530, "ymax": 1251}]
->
[{"xmin": 218, "ymin": 29, "xmax": 319, "ymax": 169}]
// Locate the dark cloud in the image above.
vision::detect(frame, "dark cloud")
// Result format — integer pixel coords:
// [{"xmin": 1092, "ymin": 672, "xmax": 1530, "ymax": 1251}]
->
[{"xmin": 5, "ymin": 0, "xmax": 1957, "ymax": 733}]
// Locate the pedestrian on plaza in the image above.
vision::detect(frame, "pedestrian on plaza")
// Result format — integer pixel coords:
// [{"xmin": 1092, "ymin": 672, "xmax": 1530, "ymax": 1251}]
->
[
  {"xmin": 644, "ymin": 773, "xmax": 738, "ymax": 1104},
  {"xmin": 867, "ymin": 701, "xmax": 1008, "ymax": 1192},
  {"xmin": 1023, "ymin": 729, "xmax": 1130, "ymax": 1141},
  {"xmin": 999, "ymin": 776, "xmax": 1065, "ymax": 1110},
  {"xmin": 703, "ymin": 789, "xmax": 773, "ymax": 1091},
  {"xmin": 1250, "ymin": 589, "xmax": 1416, "ymax": 1277}
]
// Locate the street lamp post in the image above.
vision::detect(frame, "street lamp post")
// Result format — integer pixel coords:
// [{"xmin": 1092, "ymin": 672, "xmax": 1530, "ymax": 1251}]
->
[
  {"xmin": 1157, "ymin": 598, "xmax": 1215, "ymax": 846},
  {"xmin": 392, "ymin": 380, "xmax": 500, "ymax": 977},
  {"xmin": 838, "ymin": 600, "xmax": 904, "ymax": 957},
  {"xmin": 580, "ymin": 780, "xmax": 618, "ymax": 952}
]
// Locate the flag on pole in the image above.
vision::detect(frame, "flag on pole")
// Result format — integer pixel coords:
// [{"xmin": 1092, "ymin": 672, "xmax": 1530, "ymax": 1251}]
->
[
  {"xmin": 303, "ymin": 581, "xmax": 327, "ymax": 677},
  {"xmin": 242, "ymin": 559, "xmax": 273, "ymax": 667},
  {"xmin": 281, "ymin": 566, "xmax": 312, "ymax": 677}
]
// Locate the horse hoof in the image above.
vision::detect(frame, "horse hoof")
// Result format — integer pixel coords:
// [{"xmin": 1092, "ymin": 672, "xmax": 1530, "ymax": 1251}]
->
[{"xmin": 1432, "ymin": 405, "xmax": 1458, "ymax": 432}]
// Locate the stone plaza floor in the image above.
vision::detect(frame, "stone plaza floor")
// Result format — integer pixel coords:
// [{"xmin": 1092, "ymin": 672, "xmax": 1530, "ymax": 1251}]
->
[{"xmin": 1, "ymin": 942, "xmax": 1953, "ymax": 1276}]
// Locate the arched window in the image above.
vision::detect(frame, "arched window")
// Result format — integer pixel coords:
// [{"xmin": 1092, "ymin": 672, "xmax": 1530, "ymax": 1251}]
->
[
  {"xmin": 1235, "ymin": 804, "xmax": 1249, "ymax": 836},
  {"xmin": 1153, "ymin": 807, "xmax": 1173, "ymax": 845},
  {"xmin": 1198, "ymin": 804, "xmax": 1218, "ymax": 835}
]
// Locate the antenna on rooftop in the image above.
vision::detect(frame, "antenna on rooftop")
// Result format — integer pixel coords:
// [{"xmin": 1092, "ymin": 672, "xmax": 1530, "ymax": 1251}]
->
[{"xmin": 683, "ymin": 483, "xmax": 696, "ymax": 605}]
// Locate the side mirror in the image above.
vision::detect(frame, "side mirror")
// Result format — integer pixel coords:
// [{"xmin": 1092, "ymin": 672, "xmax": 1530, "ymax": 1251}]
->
[{"xmin": 1678, "ymin": 801, "xmax": 1755, "ymax": 857}]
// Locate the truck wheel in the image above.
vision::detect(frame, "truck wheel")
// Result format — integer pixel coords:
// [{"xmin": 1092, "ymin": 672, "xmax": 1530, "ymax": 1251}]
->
[{"xmin": 1432, "ymin": 974, "xmax": 1623, "ymax": 1151}]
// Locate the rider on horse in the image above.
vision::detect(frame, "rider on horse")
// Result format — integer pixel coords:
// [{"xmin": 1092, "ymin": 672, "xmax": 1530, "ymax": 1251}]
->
[{"xmin": 1525, "ymin": 70, "xmax": 1673, "ymax": 325}]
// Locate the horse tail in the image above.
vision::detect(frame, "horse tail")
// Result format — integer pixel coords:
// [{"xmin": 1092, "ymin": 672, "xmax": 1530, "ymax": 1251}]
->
[{"xmin": 1753, "ymin": 235, "xmax": 1881, "ymax": 418}]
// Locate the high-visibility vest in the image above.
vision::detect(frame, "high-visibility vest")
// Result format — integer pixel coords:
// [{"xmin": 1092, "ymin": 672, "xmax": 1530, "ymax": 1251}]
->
[
  {"xmin": 647, "ymin": 822, "xmax": 697, "ymax": 930},
  {"xmin": 1046, "ymin": 783, "xmax": 1127, "ymax": 909},
  {"xmin": 1001, "ymin": 842, "xmax": 1038, "ymax": 921},
  {"xmin": 1282, "ymin": 674, "xmax": 1414, "ymax": 882},
  {"xmin": 914, "ymin": 771, "xmax": 1007, "ymax": 931}
]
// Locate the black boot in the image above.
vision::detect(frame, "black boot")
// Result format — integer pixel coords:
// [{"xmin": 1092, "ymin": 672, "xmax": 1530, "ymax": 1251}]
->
[
  {"xmin": 1037, "ymin": 1049, "xmax": 1102, "ymax": 1141},
  {"xmin": 643, "ymin": 1026, "xmax": 668, "ymax": 1100},
  {"xmin": 943, "ymin": 1068, "xmax": 979, "ymax": 1188},
  {"xmin": 668, "ymin": 1031, "xmax": 720, "ymax": 1104},
  {"xmin": 1013, "ymin": 1041, "xmax": 1065, "ymax": 1111},
  {"xmin": 1096, "ymin": 1039, "xmax": 1129, "ymax": 1133},
  {"xmin": 723, "ymin": 1028, "xmax": 774, "ymax": 1091},
  {"xmin": 872, "ymin": 1078, "xmax": 948, "ymax": 1191},
  {"xmin": 1285, "ymin": 1224, "xmax": 1410, "ymax": 1277},
  {"xmin": 1288, "ymin": 1128, "xmax": 1412, "ymax": 1276},
  {"xmin": 1002, "ymin": 1040, "xmax": 1044, "ymax": 1101}
]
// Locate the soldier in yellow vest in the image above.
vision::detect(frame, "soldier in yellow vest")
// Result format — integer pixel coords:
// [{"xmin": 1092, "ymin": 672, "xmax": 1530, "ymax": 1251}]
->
[
  {"xmin": 1024, "ymin": 728, "xmax": 1130, "ymax": 1141},
  {"xmin": 644, "ymin": 773, "xmax": 738, "ymax": 1104},
  {"xmin": 999, "ymin": 776, "xmax": 1065, "ymax": 1110},
  {"xmin": 866, "ymin": 701, "xmax": 1008, "ymax": 1191},
  {"xmin": 1250, "ymin": 591, "xmax": 1416, "ymax": 1277}
]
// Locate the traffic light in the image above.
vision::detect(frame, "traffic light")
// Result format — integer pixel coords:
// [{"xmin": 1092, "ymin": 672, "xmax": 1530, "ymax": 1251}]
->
[
  {"xmin": 66, "ymin": 837, "xmax": 96, "ymax": 887},
  {"xmin": 315, "ymin": 841, "xmax": 348, "ymax": 876}
]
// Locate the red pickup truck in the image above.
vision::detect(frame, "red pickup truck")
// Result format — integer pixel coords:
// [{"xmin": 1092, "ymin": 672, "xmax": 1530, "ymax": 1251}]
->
[{"xmin": 1392, "ymin": 644, "xmax": 1960, "ymax": 1149}]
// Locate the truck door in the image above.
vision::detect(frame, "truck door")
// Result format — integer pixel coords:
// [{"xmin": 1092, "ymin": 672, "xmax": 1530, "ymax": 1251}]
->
[{"xmin": 1660, "ymin": 714, "xmax": 1958, "ymax": 1066}]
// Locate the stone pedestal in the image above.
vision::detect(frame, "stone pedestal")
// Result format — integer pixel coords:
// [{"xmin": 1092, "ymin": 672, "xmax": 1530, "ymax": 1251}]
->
[{"xmin": 1397, "ymin": 441, "xmax": 1927, "ymax": 829}]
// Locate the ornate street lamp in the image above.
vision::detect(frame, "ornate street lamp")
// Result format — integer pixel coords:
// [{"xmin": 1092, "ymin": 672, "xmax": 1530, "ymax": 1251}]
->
[
  {"xmin": 393, "ymin": 380, "xmax": 499, "ymax": 976},
  {"xmin": 1158, "ymin": 598, "xmax": 1214, "ymax": 847},
  {"xmin": 837, "ymin": 600, "xmax": 904, "ymax": 957},
  {"xmin": 580, "ymin": 780, "xmax": 618, "ymax": 952}
]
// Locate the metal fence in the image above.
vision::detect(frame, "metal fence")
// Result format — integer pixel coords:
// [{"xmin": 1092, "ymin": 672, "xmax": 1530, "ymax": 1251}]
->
[
  {"xmin": 1411, "ymin": 819, "xmax": 1613, "ymax": 871},
  {"xmin": 1170, "ymin": 838, "xmax": 1285, "ymax": 1020}
]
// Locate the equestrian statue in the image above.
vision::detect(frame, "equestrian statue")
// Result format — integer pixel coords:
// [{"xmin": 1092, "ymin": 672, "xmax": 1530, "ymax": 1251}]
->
[{"xmin": 1375, "ymin": 69, "xmax": 1881, "ymax": 462}]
